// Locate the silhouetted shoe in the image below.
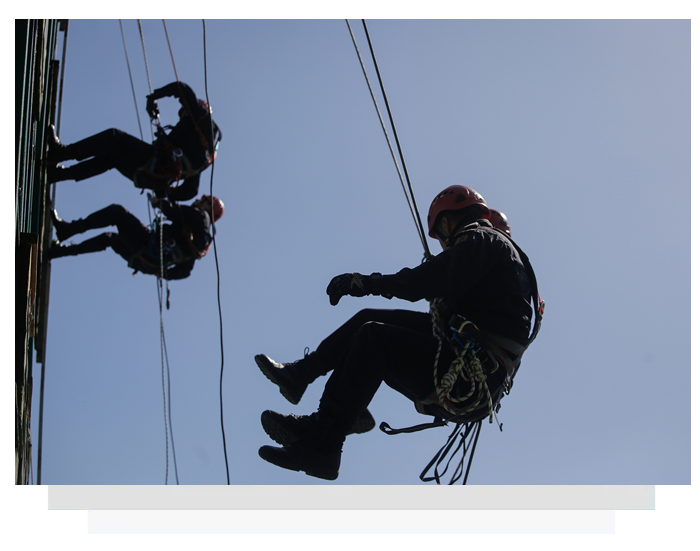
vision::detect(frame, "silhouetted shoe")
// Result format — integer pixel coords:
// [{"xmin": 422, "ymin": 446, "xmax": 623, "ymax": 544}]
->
[
  {"xmin": 46, "ymin": 163, "xmax": 66, "ymax": 184},
  {"xmin": 261, "ymin": 408, "xmax": 375, "ymax": 447},
  {"xmin": 48, "ymin": 239, "xmax": 78, "ymax": 259},
  {"xmin": 258, "ymin": 440, "xmax": 341, "ymax": 481},
  {"xmin": 255, "ymin": 354, "xmax": 308, "ymax": 405},
  {"xmin": 46, "ymin": 124, "xmax": 65, "ymax": 164},
  {"xmin": 353, "ymin": 408, "xmax": 376, "ymax": 435},
  {"xmin": 51, "ymin": 208, "xmax": 71, "ymax": 241},
  {"xmin": 261, "ymin": 410, "xmax": 318, "ymax": 446}
]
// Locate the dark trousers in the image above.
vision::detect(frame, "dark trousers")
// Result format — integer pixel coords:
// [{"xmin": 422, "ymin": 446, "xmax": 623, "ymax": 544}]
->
[
  {"xmin": 308, "ymin": 309, "xmax": 449, "ymax": 424},
  {"xmin": 58, "ymin": 128, "xmax": 155, "ymax": 183},
  {"xmin": 71, "ymin": 204, "xmax": 151, "ymax": 263}
]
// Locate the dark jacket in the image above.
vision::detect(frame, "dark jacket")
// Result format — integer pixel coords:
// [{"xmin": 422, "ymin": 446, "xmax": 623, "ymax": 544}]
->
[
  {"xmin": 134, "ymin": 199, "xmax": 212, "ymax": 280},
  {"xmin": 151, "ymin": 81, "xmax": 220, "ymax": 202},
  {"xmin": 377, "ymin": 220, "xmax": 533, "ymax": 345}
]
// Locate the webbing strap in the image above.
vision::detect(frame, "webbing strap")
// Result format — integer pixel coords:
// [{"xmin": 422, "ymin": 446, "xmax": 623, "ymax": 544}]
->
[
  {"xmin": 419, "ymin": 420, "xmax": 482, "ymax": 485},
  {"xmin": 379, "ymin": 418, "xmax": 447, "ymax": 435}
]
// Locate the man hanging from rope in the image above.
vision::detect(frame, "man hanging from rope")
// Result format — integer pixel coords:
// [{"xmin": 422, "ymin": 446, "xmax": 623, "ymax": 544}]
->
[
  {"xmin": 46, "ymin": 81, "xmax": 222, "ymax": 202},
  {"xmin": 48, "ymin": 194, "xmax": 224, "ymax": 280},
  {"xmin": 255, "ymin": 206, "xmax": 513, "ymax": 440},
  {"xmin": 256, "ymin": 185, "xmax": 542, "ymax": 480}
]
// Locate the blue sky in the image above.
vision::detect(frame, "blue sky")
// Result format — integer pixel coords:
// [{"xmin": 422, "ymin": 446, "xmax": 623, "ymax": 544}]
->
[{"xmin": 25, "ymin": 18, "xmax": 690, "ymax": 489}]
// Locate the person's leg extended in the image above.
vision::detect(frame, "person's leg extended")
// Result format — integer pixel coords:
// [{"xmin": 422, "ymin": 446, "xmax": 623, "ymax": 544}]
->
[
  {"xmin": 258, "ymin": 321, "xmax": 440, "ymax": 480},
  {"xmin": 255, "ymin": 308, "xmax": 431, "ymax": 403}
]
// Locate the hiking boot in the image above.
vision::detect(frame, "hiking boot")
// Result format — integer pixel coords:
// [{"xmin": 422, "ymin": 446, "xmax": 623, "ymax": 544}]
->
[
  {"xmin": 47, "ymin": 163, "xmax": 66, "ymax": 184},
  {"xmin": 255, "ymin": 353, "xmax": 309, "ymax": 405},
  {"xmin": 353, "ymin": 408, "xmax": 376, "ymax": 435},
  {"xmin": 258, "ymin": 440, "xmax": 341, "ymax": 481},
  {"xmin": 51, "ymin": 208, "xmax": 87, "ymax": 242},
  {"xmin": 46, "ymin": 124, "xmax": 66, "ymax": 164},
  {"xmin": 51, "ymin": 209, "xmax": 71, "ymax": 242},
  {"xmin": 48, "ymin": 239, "xmax": 79, "ymax": 259},
  {"xmin": 261, "ymin": 408, "xmax": 375, "ymax": 447},
  {"xmin": 261, "ymin": 410, "xmax": 319, "ymax": 446}
]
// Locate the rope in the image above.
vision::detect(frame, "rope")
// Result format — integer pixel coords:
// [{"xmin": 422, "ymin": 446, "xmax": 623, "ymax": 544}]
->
[
  {"xmin": 418, "ymin": 417, "xmax": 482, "ymax": 485},
  {"xmin": 345, "ymin": 20, "xmax": 426, "ymax": 257},
  {"xmin": 429, "ymin": 301, "xmax": 495, "ymax": 423},
  {"xmin": 357, "ymin": 19, "xmax": 431, "ymax": 260},
  {"xmin": 137, "ymin": 20, "xmax": 156, "ymax": 141},
  {"xmin": 119, "ymin": 20, "xmax": 144, "ymax": 141},
  {"xmin": 135, "ymin": 18, "xmax": 179, "ymax": 483},
  {"xmin": 162, "ymin": 20, "xmax": 179, "ymax": 82},
  {"xmin": 157, "ymin": 212, "xmax": 170, "ymax": 484},
  {"xmin": 135, "ymin": 19, "xmax": 177, "ymax": 483},
  {"xmin": 151, "ymin": 203, "xmax": 179, "ymax": 485},
  {"xmin": 158, "ymin": 275, "xmax": 180, "ymax": 485},
  {"xmin": 203, "ymin": 18, "xmax": 231, "ymax": 486},
  {"xmin": 162, "ymin": 19, "xmax": 216, "ymax": 172}
]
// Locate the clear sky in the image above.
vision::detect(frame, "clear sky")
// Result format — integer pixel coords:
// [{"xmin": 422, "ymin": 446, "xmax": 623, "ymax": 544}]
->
[{"xmin": 27, "ymin": 18, "xmax": 690, "ymax": 490}]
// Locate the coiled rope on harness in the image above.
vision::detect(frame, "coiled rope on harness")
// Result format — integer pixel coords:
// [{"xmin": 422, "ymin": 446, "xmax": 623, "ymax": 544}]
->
[{"xmin": 429, "ymin": 300, "xmax": 496, "ymax": 423}]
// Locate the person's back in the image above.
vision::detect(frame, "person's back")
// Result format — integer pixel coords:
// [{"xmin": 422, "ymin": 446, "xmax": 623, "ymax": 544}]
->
[{"xmin": 446, "ymin": 221, "xmax": 532, "ymax": 345}]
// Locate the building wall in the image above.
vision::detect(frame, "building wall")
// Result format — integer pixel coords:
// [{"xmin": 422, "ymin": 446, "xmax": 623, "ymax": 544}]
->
[{"xmin": 15, "ymin": 19, "xmax": 65, "ymax": 485}]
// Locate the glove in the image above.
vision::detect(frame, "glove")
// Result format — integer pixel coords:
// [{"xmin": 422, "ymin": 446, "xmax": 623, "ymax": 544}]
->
[
  {"xmin": 326, "ymin": 272, "xmax": 382, "ymax": 306},
  {"xmin": 146, "ymin": 95, "xmax": 160, "ymax": 119}
]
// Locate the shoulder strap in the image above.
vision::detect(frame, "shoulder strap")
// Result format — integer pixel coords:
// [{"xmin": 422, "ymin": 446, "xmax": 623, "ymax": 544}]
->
[{"xmin": 494, "ymin": 228, "xmax": 545, "ymax": 348}]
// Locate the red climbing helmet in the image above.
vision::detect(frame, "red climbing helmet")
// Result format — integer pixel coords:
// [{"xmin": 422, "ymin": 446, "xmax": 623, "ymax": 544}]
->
[
  {"xmin": 199, "ymin": 194, "xmax": 224, "ymax": 222},
  {"xmin": 427, "ymin": 185, "xmax": 489, "ymax": 239},
  {"xmin": 487, "ymin": 209, "xmax": 511, "ymax": 236}
]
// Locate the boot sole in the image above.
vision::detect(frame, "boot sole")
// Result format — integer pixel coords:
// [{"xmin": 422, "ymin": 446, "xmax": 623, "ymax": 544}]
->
[
  {"xmin": 258, "ymin": 446, "xmax": 339, "ymax": 481},
  {"xmin": 255, "ymin": 355, "xmax": 303, "ymax": 405},
  {"xmin": 262, "ymin": 411, "xmax": 374, "ymax": 446},
  {"xmin": 351, "ymin": 416, "xmax": 376, "ymax": 435},
  {"xmin": 261, "ymin": 415, "xmax": 298, "ymax": 447}
]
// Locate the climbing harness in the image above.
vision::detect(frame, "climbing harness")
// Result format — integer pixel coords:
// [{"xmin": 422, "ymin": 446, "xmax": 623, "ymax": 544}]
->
[{"xmin": 380, "ymin": 225, "xmax": 545, "ymax": 484}]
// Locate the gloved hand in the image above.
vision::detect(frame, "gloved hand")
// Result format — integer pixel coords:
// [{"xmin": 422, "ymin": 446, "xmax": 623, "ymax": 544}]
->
[
  {"xmin": 146, "ymin": 94, "xmax": 160, "ymax": 119},
  {"xmin": 327, "ymin": 272, "xmax": 386, "ymax": 305},
  {"xmin": 326, "ymin": 273, "xmax": 368, "ymax": 306}
]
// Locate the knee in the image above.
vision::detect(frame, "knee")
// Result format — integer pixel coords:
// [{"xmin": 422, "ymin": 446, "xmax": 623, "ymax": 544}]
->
[
  {"xmin": 102, "ymin": 204, "xmax": 131, "ymax": 222},
  {"xmin": 106, "ymin": 203, "xmax": 129, "ymax": 215},
  {"xmin": 350, "ymin": 308, "xmax": 383, "ymax": 326},
  {"xmin": 355, "ymin": 320, "xmax": 384, "ymax": 345}
]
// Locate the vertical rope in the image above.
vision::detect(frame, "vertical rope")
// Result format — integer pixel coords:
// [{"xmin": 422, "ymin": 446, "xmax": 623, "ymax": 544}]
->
[
  {"xmin": 119, "ymin": 20, "xmax": 144, "ymax": 141},
  {"xmin": 360, "ymin": 19, "xmax": 430, "ymax": 258},
  {"xmin": 137, "ymin": 19, "xmax": 155, "ymax": 141},
  {"xmin": 162, "ymin": 20, "xmax": 179, "ymax": 82},
  {"xmin": 156, "ymin": 213, "xmax": 170, "ymax": 484},
  {"xmin": 346, "ymin": 20, "xmax": 426, "ymax": 256},
  {"xmin": 137, "ymin": 20, "xmax": 153, "ymax": 94},
  {"xmin": 202, "ymin": 18, "xmax": 231, "ymax": 486}
]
